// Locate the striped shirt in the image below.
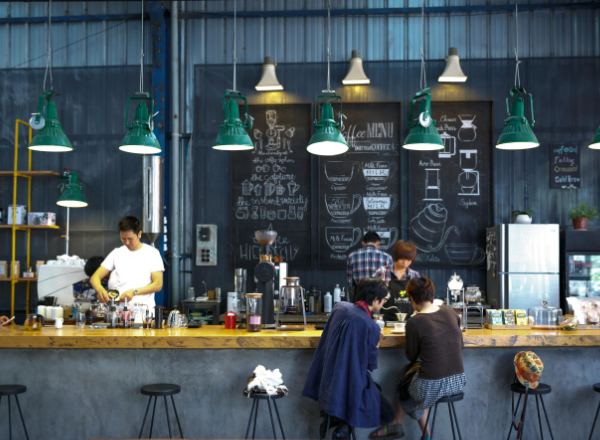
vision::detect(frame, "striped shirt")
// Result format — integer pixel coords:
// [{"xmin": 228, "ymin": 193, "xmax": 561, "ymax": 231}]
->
[{"xmin": 347, "ymin": 245, "xmax": 394, "ymax": 297}]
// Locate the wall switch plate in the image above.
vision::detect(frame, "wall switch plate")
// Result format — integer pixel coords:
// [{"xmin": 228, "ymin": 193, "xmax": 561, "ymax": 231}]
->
[{"xmin": 196, "ymin": 224, "xmax": 217, "ymax": 266}]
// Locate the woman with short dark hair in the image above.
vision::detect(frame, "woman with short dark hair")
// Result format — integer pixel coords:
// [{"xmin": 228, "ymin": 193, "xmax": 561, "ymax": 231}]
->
[
  {"xmin": 370, "ymin": 276, "xmax": 465, "ymax": 439},
  {"xmin": 374, "ymin": 240, "xmax": 420, "ymax": 321}
]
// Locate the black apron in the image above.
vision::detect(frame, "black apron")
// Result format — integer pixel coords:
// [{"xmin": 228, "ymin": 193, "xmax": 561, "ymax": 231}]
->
[{"xmin": 381, "ymin": 278, "xmax": 414, "ymax": 322}]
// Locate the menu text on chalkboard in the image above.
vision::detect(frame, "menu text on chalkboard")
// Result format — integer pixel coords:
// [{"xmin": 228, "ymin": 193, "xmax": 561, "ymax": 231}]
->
[
  {"xmin": 231, "ymin": 104, "xmax": 312, "ymax": 269},
  {"xmin": 550, "ymin": 143, "xmax": 581, "ymax": 189}
]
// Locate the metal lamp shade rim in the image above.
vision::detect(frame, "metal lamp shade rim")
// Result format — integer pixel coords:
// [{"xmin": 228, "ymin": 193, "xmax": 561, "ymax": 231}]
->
[
  {"xmin": 402, "ymin": 126, "xmax": 444, "ymax": 150},
  {"xmin": 496, "ymin": 121, "xmax": 539, "ymax": 150},
  {"xmin": 29, "ymin": 123, "xmax": 73, "ymax": 152},
  {"xmin": 255, "ymin": 64, "xmax": 284, "ymax": 91},
  {"xmin": 438, "ymin": 54, "xmax": 467, "ymax": 83},
  {"xmin": 307, "ymin": 125, "xmax": 349, "ymax": 156},
  {"xmin": 57, "ymin": 186, "xmax": 88, "ymax": 208},
  {"xmin": 342, "ymin": 57, "xmax": 370, "ymax": 85},
  {"xmin": 213, "ymin": 126, "xmax": 254, "ymax": 150},
  {"xmin": 120, "ymin": 126, "xmax": 162, "ymax": 155},
  {"xmin": 589, "ymin": 127, "xmax": 600, "ymax": 149}
]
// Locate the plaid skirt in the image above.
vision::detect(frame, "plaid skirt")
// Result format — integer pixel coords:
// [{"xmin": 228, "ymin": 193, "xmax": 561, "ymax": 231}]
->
[{"xmin": 397, "ymin": 364, "xmax": 466, "ymax": 421}]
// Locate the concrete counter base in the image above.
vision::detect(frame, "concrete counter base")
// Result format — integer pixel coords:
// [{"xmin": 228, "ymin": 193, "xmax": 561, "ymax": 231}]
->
[{"xmin": 1, "ymin": 347, "xmax": 599, "ymax": 439}]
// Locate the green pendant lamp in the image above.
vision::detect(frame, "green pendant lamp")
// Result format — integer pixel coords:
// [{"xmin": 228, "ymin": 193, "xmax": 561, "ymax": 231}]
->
[
  {"xmin": 213, "ymin": 0, "xmax": 254, "ymax": 151},
  {"xmin": 213, "ymin": 91, "xmax": 254, "ymax": 150},
  {"xmin": 119, "ymin": 92, "xmax": 162, "ymax": 154},
  {"xmin": 57, "ymin": 170, "xmax": 88, "ymax": 208},
  {"xmin": 496, "ymin": 86, "xmax": 539, "ymax": 150},
  {"xmin": 307, "ymin": 96, "xmax": 348, "ymax": 156},
  {"xmin": 403, "ymin": 88, "xmax": 444, "ymax": 151},
  {"xmin": 589, "ymin": 123, "xmax": 600, "ymax": 149},
  {"xmin": 29, "ymin": 91, "xmax": 73, "ymax": 152},
  {"xmin": 306, "ymin": 0, "xmax": 348, "ymax": 156}
]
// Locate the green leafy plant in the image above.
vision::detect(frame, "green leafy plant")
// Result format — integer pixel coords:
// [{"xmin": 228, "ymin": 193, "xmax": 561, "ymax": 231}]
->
[
  {"xmin": 569, "ymin": 202, "xmax": 599, "ymax": 220},
  {"xmin": 512, "ymin": 210, "xmax": 534, "ymax": 222}
]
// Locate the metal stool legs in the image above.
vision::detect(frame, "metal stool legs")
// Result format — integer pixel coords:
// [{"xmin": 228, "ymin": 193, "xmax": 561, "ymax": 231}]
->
[
  {"xmin": 422, "ymin": 401, "xmax": 462, "ymax": 440},
  {"xmin": 507, "ymin": 394, "xmax": 554, "ymax": 440},
  {"xmin": 245, "ymin": 397, "xmax": 286, "ymax": 439},
  {"xmin": 590, "ymin": 398, "xmax": 600, "ymax": 440},
  {"xmin": 139, "ymin": 395, "xmax": 184, "ymax": 439},
  {"xmin": 2, "ymin": 394, "xmax": 30, "ymax": 440}
]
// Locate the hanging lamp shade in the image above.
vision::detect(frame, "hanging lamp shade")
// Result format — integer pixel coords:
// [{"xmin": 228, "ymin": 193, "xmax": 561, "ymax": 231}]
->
[
  {"xmin": 307, "ymin": 96, "xmax": 348, "ymax": 156},
  {"xmin": 342, "ymin": 50, "xmax": 370, "ymax": 85},
  {"xmin": 438, "ymin": 47, "xmax": 467, "ymax": 83},
  {"xmin": 29, "ymin": 92, "xmax": 73, "ymax": 152},
  {"xmin": 403, "ymin": 88, "xmax": 444, "ymax": 150},
  {"xmin": 213, "ymin": 91, "xmax": 254, "ymax": 150},
  {"xmin": 119, "ymin": 93, "xmax": 161, "ymax": 154},
  {"xmin": 496, "ymin": 87, "xmax": 539, "ymax": 150},
  {"xmin": 255, "ymin": 57, "xmax": 283, "ymax": 91},
  {"xmin": 57, "ymin": 171, "xmax": 88, "ymax": 208},
  {"xmin": 589, "ymin": 123, "xmax": 600, "ymax": 149}
]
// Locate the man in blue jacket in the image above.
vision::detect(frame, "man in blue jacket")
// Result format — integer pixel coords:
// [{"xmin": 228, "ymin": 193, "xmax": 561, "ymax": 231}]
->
[{"xmin": 303, "ymin": 277, "xmax": 395, "ymax": 439}]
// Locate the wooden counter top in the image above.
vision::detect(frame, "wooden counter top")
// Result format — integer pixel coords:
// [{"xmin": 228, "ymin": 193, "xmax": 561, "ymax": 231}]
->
[{"xmin": 1, "ymin": 326, "xmax": 600, "ymax": 349}]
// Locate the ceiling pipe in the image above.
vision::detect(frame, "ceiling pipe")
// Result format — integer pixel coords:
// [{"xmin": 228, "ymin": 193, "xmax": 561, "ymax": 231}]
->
[{"xmin": 170, "ymin": 0, "xmax": 181, "ymax": 308}]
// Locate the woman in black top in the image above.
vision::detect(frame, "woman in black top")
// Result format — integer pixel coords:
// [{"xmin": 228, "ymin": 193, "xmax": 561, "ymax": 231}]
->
[{"xmin": 369, "ymin": 276, "xmax": 465, "ymax": 440}]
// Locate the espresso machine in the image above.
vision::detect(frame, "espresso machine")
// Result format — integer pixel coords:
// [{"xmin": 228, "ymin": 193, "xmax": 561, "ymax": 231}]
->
[{"xmin": 254, "ymin": 230, "xmax": 277, "ymax": 328}]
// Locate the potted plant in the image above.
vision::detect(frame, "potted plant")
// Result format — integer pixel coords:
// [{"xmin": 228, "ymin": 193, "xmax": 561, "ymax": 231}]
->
[
  {"xmin": 512, "ymin": 210, "xmax": 534, "ymax": 224},
  {"xmin": 569, "ymin": 202, "xmax": 599, "ymax": 230}
]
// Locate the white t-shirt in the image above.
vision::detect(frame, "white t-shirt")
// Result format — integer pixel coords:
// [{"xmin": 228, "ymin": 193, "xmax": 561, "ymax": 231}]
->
[{"xmin": 101, "ymin": 244, "xmax": 164, "ymax": 310}]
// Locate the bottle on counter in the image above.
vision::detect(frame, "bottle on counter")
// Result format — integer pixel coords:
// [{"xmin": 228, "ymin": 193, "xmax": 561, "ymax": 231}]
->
[
  {"xmin": 333, "ymin": 284, "xmax": 341, "ymax": 305},
  {"xmin": 122, "ymin": 298, "xmax": 131, "ymax": 328},
  {"xmin": 324, "ymin": 292, "xmax": 332, "ymax": 313}
]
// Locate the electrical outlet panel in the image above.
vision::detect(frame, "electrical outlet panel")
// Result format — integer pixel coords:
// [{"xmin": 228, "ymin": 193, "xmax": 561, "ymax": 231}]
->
[{"xmin": 196, "ymin": 224, "xmax": 217, "ymax": 266}]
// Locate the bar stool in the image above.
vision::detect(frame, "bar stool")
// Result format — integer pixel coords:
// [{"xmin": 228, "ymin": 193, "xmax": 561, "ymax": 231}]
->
[
  {"xmin": 421, "ymin": 393, "xmax": 463, "ymax": 440},
  {"xmin": 506, "ymin": 382, "xmax": 554, "ymax": 440},
  {"xmin": 589, "ymin": 383, "xmax": 600, "ymax": 440},
  {"xmin": 0, "ymin": 384, "xmax": 30, "ymax": 440},
  {"xmin": 320, "ymin": 412, "xmax": 356, "ymax": 440},
  {"xmin": 244, "ymin": 389, "xmax": 286, "ymax": 439},
  {"xmin": 138, "ymin": 383, "xmax": 184, "ymax": 439}
]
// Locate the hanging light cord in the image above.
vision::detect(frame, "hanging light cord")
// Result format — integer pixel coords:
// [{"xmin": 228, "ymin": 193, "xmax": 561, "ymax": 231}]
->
[
  {"xmin": 514, "ymin": 1, "xmax": 521, "ymax": 87},
  {"xmin": 326, "ymin": 0, "xmax": 332, "ymax": 93},
  {"xmin": 233, "ymin": 0, "xmax": 237, "ymax": 91},
  {"xmin": 139, "ymin": 0, "xmax": 144, "ymax": 92},
  {"xmin": 419, "ymin": 0, "xmax": 427, "ymax": 91},
  {"xmin": 43, "ymin": 0, "xmax": 53, "ymax": 91}
]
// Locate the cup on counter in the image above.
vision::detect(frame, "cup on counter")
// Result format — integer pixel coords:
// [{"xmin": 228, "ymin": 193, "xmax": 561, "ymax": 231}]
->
[
  {"xmin": 76, "ymin": 311, "xmax": 86, "ymax": 328},
  {"xmin": 55, "ymin": 318, "xmax": 64, "ymax": 329},
  {"xmin": 53, "ymin": 306, "xmax": 63, "ymax": 320},
  {"xmin": 394, "ymin": 322, "xmax": 406, "ymax": 332},
  {"xmin": 225, "ymin": 311, "xmax": 237, "ymax": 329}
]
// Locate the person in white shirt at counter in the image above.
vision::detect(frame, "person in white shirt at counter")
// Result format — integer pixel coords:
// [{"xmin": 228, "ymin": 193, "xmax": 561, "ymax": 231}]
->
[{"xmin": 90, "ymin": 216, "xmax": 164, "ymax": 311}]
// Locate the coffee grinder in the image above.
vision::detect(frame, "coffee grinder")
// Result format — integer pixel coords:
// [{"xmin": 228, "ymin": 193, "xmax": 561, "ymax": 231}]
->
[{"xmin": 254, "ymin": 230, "xmax": 277, "ymax": 328}]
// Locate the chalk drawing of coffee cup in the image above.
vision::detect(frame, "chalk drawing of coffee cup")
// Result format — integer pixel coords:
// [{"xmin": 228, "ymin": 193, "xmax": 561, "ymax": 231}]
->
[
  {"xmin": 364, "ymin": 227, "xmax": 399, "ymax": 250},
  {"xmin": 277, "ymin": 210, "xmax": 287, "ymax": 220},
  {"xmin": 255, "ymin": 164, "xmax": 270, "ymax": 173},
  {"xmin": 325, "ymin": 162, "xmax": 360, "ymax": 184},
  {"xmin": 276, "ymin": 182, "xmax": 286, "ymax": 196},
  {"xmin": 326, "ymin": 227, "xmax": 362, "ymax": 253},
  {"xmin": 362, "ymin": 195, "xmax": 398, "ymax": 217},
  {"xmin": 242, "ymin": 180, "xmax": 253, "ymax": 196},
  {"xmin": 267, "ymin": 211, "xmax": 276, "ymax": 220},
  {"xmin": 362, "ymin": 161, "xmax": 398, "ymax": 186},
  {"xmin": 297, "ymin": 207, "xmax": 304, "ymax": 220},
  {"xmin": 235, "ymin": 206, "xmax": 250, "ymax": 220},
  {"xmin": 273, "ymin": 164, "xmax": 286, "ymax": 172},
  {"xmin": 445, "ymin": 243, "xmax": 485, "ymax": 266},
  {"xmin": 264, "ymin": 181, "xmax": 276, "ymax": 196},
  {"xmin": 288, "ymin": 206, "xmax": 297, "ymax": 220},
  {"xmin": 260, "ymin": 206, "xmax": 267, "ymax": 219},
  {"xmin": 325, "ymin": 194, "xmax": 362, "ymax": 219},
  {"xmin": 288, "ymin": 181, "xmax": 300, "ymax": 196}
]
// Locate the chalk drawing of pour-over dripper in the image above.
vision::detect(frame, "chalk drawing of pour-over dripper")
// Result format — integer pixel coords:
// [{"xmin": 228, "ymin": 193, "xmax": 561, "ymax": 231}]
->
[
  {"xmin": 458, "ymin": 114, "xmax": 477, "ymax": 142},
  {"xmin": 458, "ymin": 150, "xmax": 479, "ymax": 196},
  {"xmin": 438, "ymin": 131, "xmax": 456, "ymax": 158},
  {"xmin": 424, "ymin": 169, "xmax": 442, "ymax": 201},
  {"xmin": 265, "ymin": 110, "xmax": 286, "ymax": 152}
]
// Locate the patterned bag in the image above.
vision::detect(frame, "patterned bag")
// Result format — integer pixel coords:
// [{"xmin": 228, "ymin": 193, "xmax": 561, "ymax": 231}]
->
[{"xmin": 397, "ymin": 361, "xmax": 421, "ymax": 401}]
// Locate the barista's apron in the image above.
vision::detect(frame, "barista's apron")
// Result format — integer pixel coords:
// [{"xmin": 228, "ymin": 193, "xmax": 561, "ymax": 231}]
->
[{"xmin": 382, "ymin": 278, "xmax": 414, "ymax": 322}]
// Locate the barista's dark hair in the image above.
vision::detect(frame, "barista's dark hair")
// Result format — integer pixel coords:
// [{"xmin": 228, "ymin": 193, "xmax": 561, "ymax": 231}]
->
[
  {"xmin": 407, "ymin": 276, "xmax": 435, "ymax": 305},
  {"xmin": 392, "ymin": 240, "xmax": 417, "ymax": 264},
  {"xmin": 84, "ymin": 256, "xmax": 105, "ymax": 277},
  {"xmin": 355, "ymin": 277, "xmax": 389, "ymax": 306},
  {"xmin": 363, "ymin": 231, "xmax": 381, "ymax": 244},
  {"xmin": 118, "ymin": 216, "xmax": 141, "ymax": 234}
]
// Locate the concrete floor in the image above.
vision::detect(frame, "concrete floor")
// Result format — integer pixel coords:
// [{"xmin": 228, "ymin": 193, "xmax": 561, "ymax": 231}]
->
[{"xmin": 0, "ymin": 346, "xmax": 599, "ymax": 439}]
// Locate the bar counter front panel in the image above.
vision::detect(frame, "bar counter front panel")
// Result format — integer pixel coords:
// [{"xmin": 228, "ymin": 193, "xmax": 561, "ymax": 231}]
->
[{"xmin": 1, "ymin": 327, "xmax": 599, "ymax": 440}]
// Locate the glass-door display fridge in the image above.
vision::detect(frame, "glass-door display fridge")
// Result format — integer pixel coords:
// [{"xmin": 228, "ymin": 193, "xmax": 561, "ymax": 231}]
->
[{"xmin": 561, "ymin": 231, "xmax": 600, "ymax": 312}]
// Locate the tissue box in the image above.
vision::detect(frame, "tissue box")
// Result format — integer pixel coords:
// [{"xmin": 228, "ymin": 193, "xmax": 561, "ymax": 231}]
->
[
  {"xmin": 7, "ymin": 205, "xmax": 27, "ymax": 225},
  {"xmin": 28, "ymin": 212, "xmax": 56, "ymax": 226}
]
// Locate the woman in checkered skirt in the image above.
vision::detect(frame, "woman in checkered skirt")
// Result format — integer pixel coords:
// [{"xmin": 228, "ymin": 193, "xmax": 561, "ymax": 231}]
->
[{"xmin": 369, "ymin": 276, "xmax": 466, "ymax": 440}]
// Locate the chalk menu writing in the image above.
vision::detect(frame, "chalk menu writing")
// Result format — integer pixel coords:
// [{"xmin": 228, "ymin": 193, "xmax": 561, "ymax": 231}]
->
[
  {"xmin": 408, "ymin": 101, "xmax": 493, "ymax": 268},
  {"xmin": 231, "ymin": 104, "xmax": 312, "ymax": 269},
  {"xmin": 318, "ymin": 102, "xmax": 402, "ymax": 269},
  {"xmin": 550, "ymin": 143, "xmax": 581, "ymax": 189}
]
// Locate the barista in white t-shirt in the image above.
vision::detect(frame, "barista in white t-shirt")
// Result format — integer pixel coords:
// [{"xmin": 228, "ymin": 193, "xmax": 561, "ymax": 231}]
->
[{"xmin": 90, "ymin": 216, "xmax": 164, "ymax": 310}]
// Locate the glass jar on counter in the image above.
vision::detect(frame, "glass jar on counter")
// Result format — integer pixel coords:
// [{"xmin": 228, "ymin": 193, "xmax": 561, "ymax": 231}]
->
[{"xmin": 246, "ymin": 293, "xmax": 263, "ymax": 333}]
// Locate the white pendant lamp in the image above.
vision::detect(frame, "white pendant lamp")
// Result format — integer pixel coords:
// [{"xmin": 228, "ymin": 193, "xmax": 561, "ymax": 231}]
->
[
  {"xmin": 438, "ymin": 47, "xmax": 467, "ymax": 83},
  {"xmin": 342, "ymin": 50, "xmax": 370, "ymax": 85},
  {"xmin": 255, "ymin": 57, "xmax": 283, "ymax": 91}
]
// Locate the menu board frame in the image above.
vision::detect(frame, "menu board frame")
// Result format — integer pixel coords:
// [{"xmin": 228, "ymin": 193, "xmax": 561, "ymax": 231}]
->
[
  {"xmin": 407, "ymin": 99, "xmax": 494, "ymax": 269},
  {"xmin": 317, "ymin": 101, "xmax": 403, "ymax": 270},
  {"xmin": 230, "ymin": 103, "xmax": 313, "ymax": 270}
]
